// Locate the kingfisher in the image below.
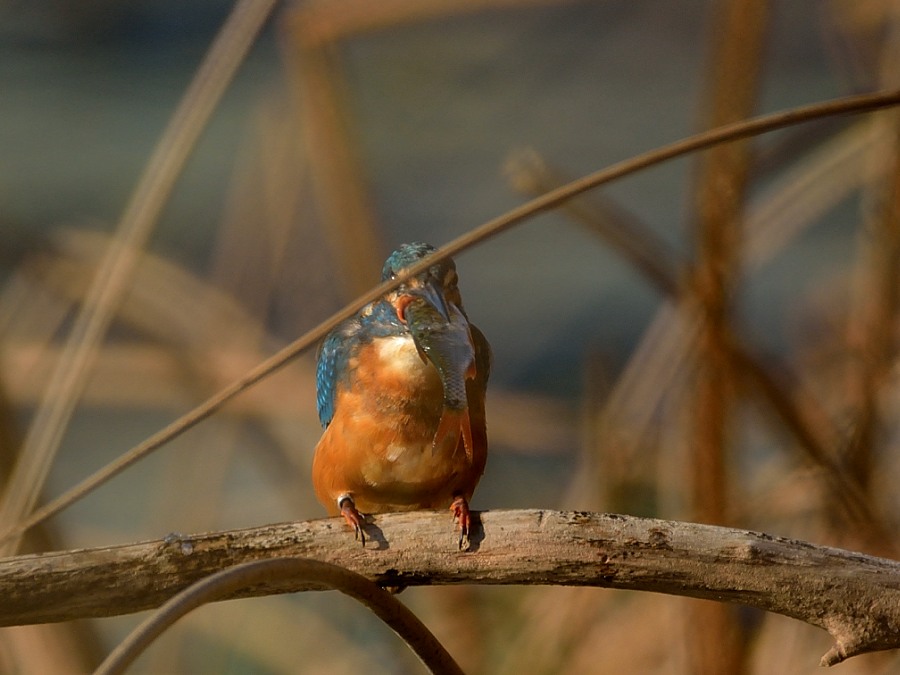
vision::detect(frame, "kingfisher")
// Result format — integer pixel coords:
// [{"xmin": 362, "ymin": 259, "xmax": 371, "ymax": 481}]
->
[{"xmin": 312, "ymin": 242, "xmax": 490, "ymax": 549}]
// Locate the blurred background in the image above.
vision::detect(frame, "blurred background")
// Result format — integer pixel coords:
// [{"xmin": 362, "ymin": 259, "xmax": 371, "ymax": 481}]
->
[{"xmin": 2, "ymin": 0, "xmax": 900, "ymax": 673}]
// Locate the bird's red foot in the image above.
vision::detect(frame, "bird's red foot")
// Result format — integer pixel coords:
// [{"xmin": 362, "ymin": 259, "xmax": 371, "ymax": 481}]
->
[
  {"xmin": 339, "ymin": 496, "xmax": 366, "ymax": 546},
  {"xmin": 450, "ymin": 495, "xmax": 471, "ymax": 551}
]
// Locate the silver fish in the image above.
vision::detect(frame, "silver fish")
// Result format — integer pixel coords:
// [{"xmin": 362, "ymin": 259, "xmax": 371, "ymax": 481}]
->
[{"xmin": 404, "ymin": 296, "xmax": 476, "ymax": 459}]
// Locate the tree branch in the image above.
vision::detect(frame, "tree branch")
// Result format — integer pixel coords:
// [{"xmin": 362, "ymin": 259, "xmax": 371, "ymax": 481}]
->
[{"xmin": 1, "ymin": 509, "xmax": 898, "ymax": 666}]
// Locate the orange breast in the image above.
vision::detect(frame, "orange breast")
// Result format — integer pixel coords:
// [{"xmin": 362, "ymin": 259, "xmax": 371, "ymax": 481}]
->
[{"xmin": 312, "ymin": 335, "xmax": 487, "ymax": 515}]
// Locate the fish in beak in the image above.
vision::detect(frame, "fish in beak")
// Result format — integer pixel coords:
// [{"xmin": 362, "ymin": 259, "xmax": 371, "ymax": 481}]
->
[{"xmin": 401, "ymin": 283, "xmax": 477, "ymax": 461}]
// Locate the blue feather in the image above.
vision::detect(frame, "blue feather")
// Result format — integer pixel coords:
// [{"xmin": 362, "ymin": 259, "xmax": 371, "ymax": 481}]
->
[
  {"xmin": 315, "ymin": 301, "xmax": 408, "ymax": 428},
  {"xmin": 315, "ymin": 326, "xmax": 346, "ymax": 428},
  {"xmin": 382, "ymin": 242, "xmax": 436, "ymax": 280}
]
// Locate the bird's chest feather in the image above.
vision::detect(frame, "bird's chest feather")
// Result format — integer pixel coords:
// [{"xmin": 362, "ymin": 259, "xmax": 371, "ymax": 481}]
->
[
  {"xmin": 346, "ymin": 335, "xmax": 445, "ymax": 436},
  {"xmin": 328, "ymin": 334, "xmax": 461, "ymax": 489}
]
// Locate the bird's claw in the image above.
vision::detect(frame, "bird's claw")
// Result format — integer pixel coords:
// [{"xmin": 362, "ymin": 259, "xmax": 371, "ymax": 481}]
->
[
  {"xmin": 450, "ymin": 495, "xmax": 471, "ymax": 551},
  {"xmin": 339, "ymin": 497, "xmax": 366, "ymax": 546}
]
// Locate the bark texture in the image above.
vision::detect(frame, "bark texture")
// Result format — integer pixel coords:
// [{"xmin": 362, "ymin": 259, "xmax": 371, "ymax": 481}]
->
[{"xmin": 1, "ymin": 509, "xmax": 897, "ymax": 666}]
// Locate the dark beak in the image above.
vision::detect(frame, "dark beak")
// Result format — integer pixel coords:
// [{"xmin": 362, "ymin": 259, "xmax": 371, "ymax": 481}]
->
[
  {"xmin": 410, "ymin": 281, "xmax": 451, "ymax": 322},
  {"xmin": 402, "ymin": 280, "xmax": 476, "ymax": 390}
]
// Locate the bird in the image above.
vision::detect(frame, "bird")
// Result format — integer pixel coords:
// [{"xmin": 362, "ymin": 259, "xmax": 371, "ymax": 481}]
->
[{"xmin": 312, "ymin": 242, "xmax": 490, "ymax": 549}]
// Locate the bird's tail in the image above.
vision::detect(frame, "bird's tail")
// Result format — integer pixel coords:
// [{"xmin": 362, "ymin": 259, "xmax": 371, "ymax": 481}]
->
[{"xmin": 433, "ymin": 407, "xmax": 474, "ymax": 463}]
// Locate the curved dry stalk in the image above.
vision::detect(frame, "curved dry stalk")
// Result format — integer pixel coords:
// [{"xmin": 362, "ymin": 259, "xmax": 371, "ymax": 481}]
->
[
  {"xmin": 1, "ymin": 510, "xmax": 898, "ymax": 667},
  {"xmin": 94, "ymin": 558, "xmax": 463, "ymax": 675},
  {"xmin": 3, "ymin": 88, "xmax": 900, "ymax": 550}
]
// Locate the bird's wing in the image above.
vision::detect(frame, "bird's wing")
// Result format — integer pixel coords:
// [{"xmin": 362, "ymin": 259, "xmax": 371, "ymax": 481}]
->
[
  {"xmin": 470, "ymin": 323, "xmax": 492, "ymax": 386},
  {"xmin": 315, "ymin": 319, "xmax": 359, "ymax": 428}
]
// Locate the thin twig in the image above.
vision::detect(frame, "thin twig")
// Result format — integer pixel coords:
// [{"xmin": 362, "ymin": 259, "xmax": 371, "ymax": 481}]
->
[{"xmin": 3, "ymin": 88, "xmax": 900, "ymax": 547}]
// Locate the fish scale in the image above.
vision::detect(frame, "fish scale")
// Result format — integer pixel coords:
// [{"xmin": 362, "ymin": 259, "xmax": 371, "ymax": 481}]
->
[{"xmin": 404, "ymin": 297, "xmax": 475, "ymax": 409}]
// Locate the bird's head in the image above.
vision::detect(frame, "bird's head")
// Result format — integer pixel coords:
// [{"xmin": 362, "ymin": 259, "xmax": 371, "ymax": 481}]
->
[
  {"xmin": 379, "ymin": 243, "xmax": 477, "ymax": 406},
  {"xmin": 381, "ymin": 242, "xmax": 464, "ymax": 325}
]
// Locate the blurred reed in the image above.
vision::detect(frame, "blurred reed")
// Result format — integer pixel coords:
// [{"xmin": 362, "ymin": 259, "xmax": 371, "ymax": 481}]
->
[{"xmin": 3, "ymin": 1, "xmax": 900, "ymax": 673}]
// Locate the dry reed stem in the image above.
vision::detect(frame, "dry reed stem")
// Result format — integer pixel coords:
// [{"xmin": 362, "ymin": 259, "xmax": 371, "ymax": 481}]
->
[
  {"xmin": 744, "ymin": 122, "xmax": 876, "ymax": 267},
  {"xmin": 504, "ymin": 151, "xmax": 892, "ymax": 547},
  {"xmin": 291, "ymin": 0, "xmax": 576, "ymax": 46},
  {"xmin": 283, "ymin": 12, "xmax": 384, "ymax": 299},
  {"xmin": 687, "ymin": 2, "xmax": 769, "ymax": 671},
  {"xmin": 0, "ymin": 0, "xmax": 279, "ymax": 557},
  {"xmin": 689, "ymin": 0, "xmax": 767, "ymax": 534},
  {"xmin": 0, "ymin": 378, "xmax": 103, "ymax": 673},
  {"xmin": 505, "ymin": 150, "xmax": 679, "ymax": 295},
  {"xmin": 842, "ymin": 8, "xmax": 900, "ymax": 524}
]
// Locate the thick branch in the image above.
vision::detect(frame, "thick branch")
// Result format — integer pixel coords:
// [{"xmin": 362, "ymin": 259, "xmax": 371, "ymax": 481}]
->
[{"xmin": 1, "ymin": 509, "xmax": 898, "ymax": 666}]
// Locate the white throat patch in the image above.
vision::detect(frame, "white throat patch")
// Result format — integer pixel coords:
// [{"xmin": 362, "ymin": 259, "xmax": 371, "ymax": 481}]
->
[{"xmin": 376, "ymin": 335, "xmax": 429, "ymax": 375}]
